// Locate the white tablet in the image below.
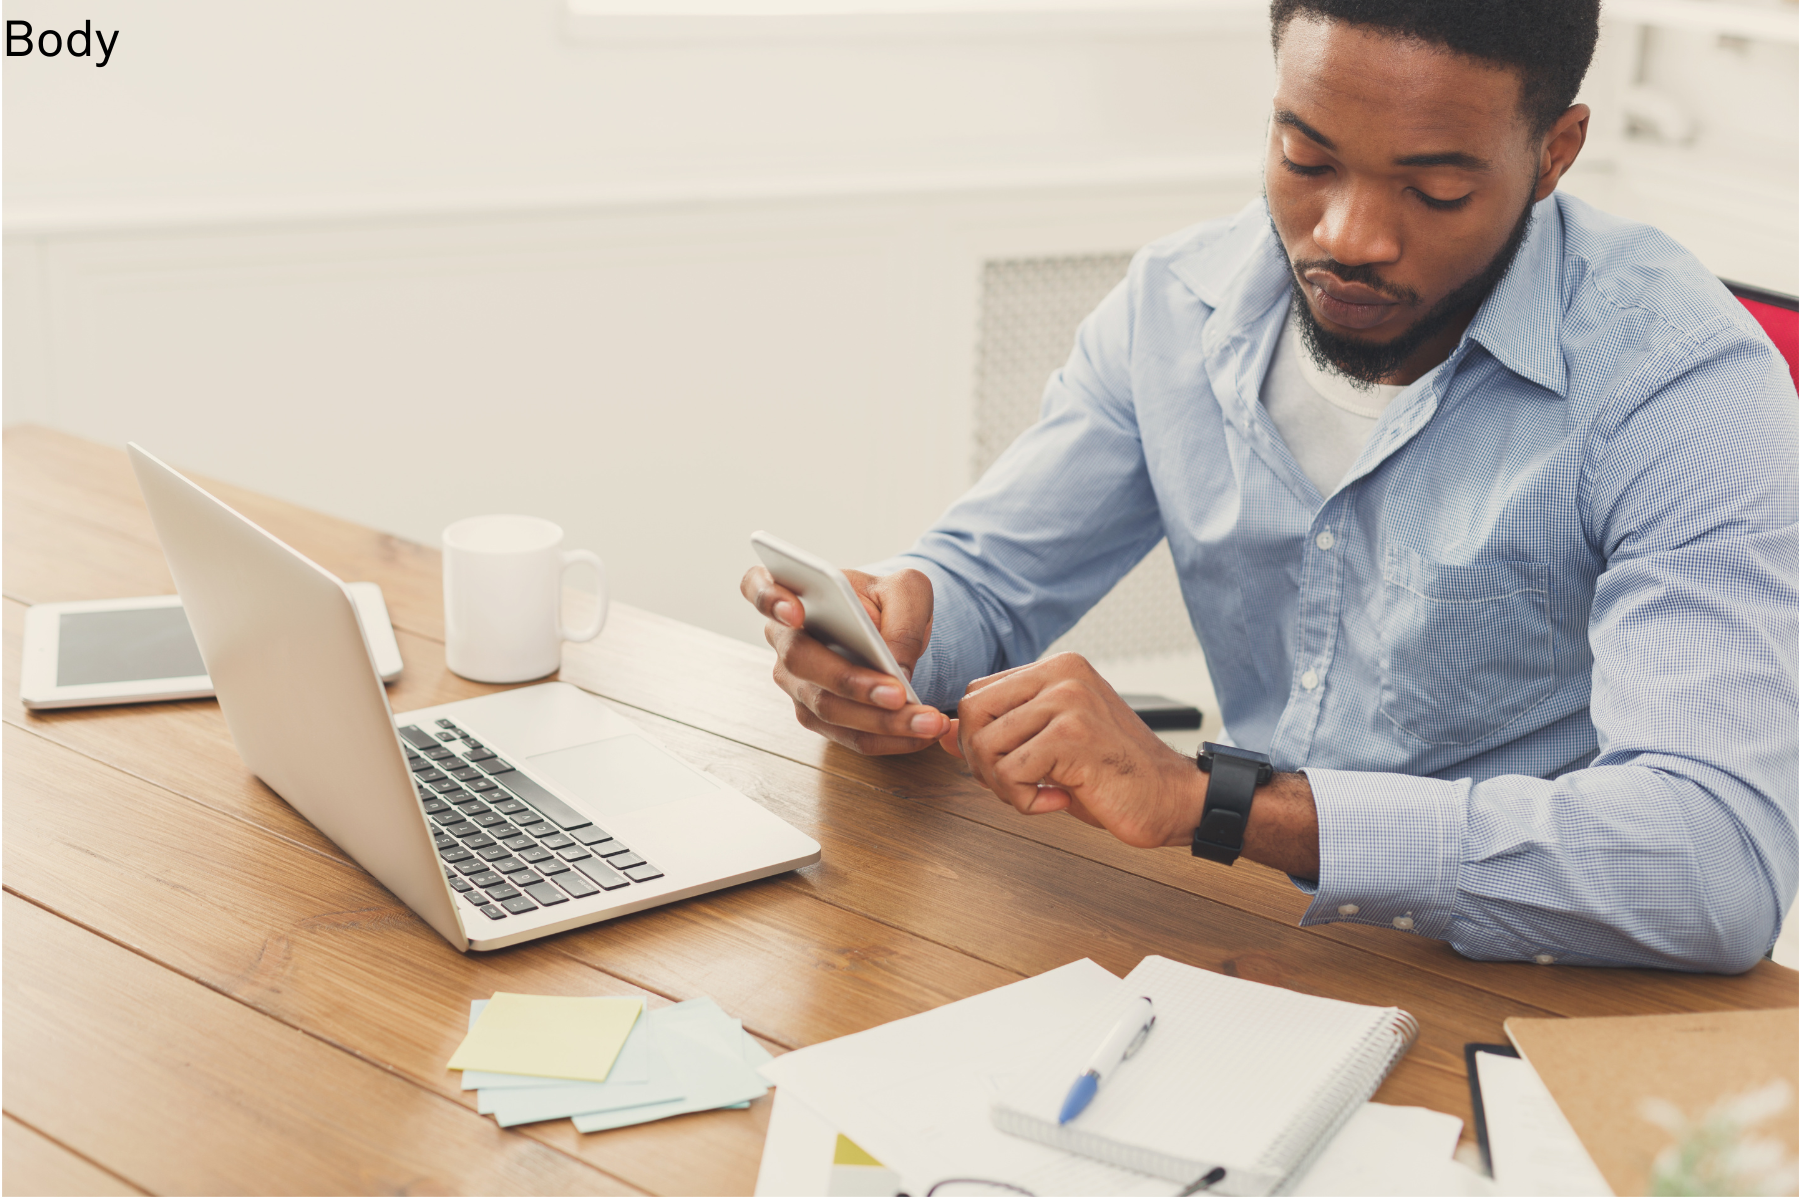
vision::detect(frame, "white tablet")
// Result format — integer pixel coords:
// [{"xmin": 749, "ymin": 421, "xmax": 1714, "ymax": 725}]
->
[{"xmin": 20, "ymin": 582, "xmax": 404, "ymax": 710}]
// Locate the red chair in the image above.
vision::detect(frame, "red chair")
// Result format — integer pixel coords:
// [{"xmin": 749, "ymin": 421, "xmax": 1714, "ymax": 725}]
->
[{"xmin": 1724, "ymin": 279, "xmax": 1798, "ymax": 391}]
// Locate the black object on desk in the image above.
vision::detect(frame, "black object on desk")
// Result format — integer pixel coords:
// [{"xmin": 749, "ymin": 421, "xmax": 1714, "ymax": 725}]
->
[{"xmin": 1122, "ymin": 694, "xmax": 1203, "ymax": 731}]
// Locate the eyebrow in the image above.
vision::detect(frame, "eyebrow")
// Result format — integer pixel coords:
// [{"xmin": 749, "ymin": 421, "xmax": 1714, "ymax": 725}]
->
[{"xmin": 1273, "ymin": 109, "xmax": 1494, "ymax": 172}]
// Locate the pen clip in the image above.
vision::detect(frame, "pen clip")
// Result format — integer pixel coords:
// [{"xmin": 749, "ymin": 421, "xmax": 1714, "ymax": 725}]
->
[{"xmin": 1122, "ymin": 1013, "xmax": 1156, "ymax": 1060}]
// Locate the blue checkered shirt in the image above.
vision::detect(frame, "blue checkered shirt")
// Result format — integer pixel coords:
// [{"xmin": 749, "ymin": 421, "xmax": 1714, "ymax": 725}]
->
[{"xmin": 873, "ymin": 194, "xmax": 1797, "ymax": 973}]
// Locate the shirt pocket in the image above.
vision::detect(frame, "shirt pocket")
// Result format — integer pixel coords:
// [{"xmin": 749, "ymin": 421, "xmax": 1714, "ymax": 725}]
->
[{"xmin": 1379, "ymin": 543, "xmax": 1555, "ymax": 746}]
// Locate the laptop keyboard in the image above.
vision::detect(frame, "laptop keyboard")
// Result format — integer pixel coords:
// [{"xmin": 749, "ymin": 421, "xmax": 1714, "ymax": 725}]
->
[{"xmin": 399, "ymin": 719, "xmax": 664, "ymax": 922}]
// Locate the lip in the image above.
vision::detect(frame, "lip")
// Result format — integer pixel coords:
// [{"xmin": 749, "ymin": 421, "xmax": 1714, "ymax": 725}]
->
[{"xmin": 1304, "ymin": 271, "xmax": 1401, "ymax": 332}]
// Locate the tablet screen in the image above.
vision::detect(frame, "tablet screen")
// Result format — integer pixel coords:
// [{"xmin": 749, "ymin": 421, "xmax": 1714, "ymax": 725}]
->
[{"xmin": 58, "ymin": 607, "xmax": 207, "ymax": 686}]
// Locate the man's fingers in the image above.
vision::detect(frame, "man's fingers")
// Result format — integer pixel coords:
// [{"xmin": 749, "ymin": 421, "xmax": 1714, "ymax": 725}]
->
[
  {"xmin": 791, "ymin": 701, "xmax": 939, "ymax": 757},
  {"xmin": 811, "ymin": 688, "xmax": 948, "ymax": 741},
  {"xmin": 741, "ymin": 566, "xmax": 803, "ymax": 628},
  {"xmin": 773, "ymin": 626, "xmax": 914, "ymax": 711}
]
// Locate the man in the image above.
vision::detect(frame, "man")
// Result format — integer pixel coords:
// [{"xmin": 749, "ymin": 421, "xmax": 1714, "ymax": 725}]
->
[{"xmin": 742, "ymin": 0, "xmax": 1797, "ymax": 973}]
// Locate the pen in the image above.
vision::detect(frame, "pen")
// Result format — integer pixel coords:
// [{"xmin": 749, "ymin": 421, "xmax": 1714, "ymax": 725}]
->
[{"xmin": 1057, "ymin": 995, "xmax": 1156, "ymax": 1124}]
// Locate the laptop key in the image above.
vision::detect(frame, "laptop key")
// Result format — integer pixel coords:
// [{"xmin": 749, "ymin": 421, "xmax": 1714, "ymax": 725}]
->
[
  {"xmin": 477, "ymin": 904, "xmax": 507, "ymax": 920},
  {"xmin": 523, "ymin": 881, "xmax": 569, "ymax": 907},
  {"xmin": 468, "ymin": 778, "xmax": 500, "ymax": 793},
  {"xmin": 575, "ymin": 858, "xmax": 631, "ymax": 890},
  {"xmin": 432, "ymin": 779, "xmax": 466, "ymax": 793},
  {"xmin": 399, "ymin": 725, "xmax": 438, "ymax": 750},
  {"xmin": 422, "ymin": 798, "xmax": 451, "ymax": 815},
  {"xmin": 450, "ymin": 767, "xmax": 484, "ymax": 781},
  {"xmin": 588, "ymin": 840, "xmax": 626, "ymax": 857},
  {"xmin": 414, "ymin": 768, "xmax": 447, "ymax": 783},
  {"xmin": 484, "ymin": 883, "xmax": 521, "ymax": 901},
  {"xmin": 500, "ymin": 895, "xmax": 538, "ymax": 914},
  {"xmin": 495, "ymin": 772, "xmax": 592, "ymax": 830},
  {"xmin": 488, "ymin": 856, "xmax": 526, "ymax": 874},
  {"xmin": 472, "ymin": 812, "xmax": 506, "ymax": 828},
  {"xmin": 555, "ymin": 872, "xmax": 601, "ymax": 898},
  {"xmin": 448, "ymin": 877, "xmax": 474, "ymax": 892},
  {"xmin": 423, "ymin": 745, "xmax": 454, "ymax": 760},
  {"xmin": 572, "ymin": 827, "xmax": 615, "ymax": 846},
  {"xmin": 478, "ymin": 758, "xmax": 514, "ymax": 775},
  {"xmin": 492, "ymin": 801, "xmax": 530, "ymax": 818},
  {"xmin": 440, "ymin": 847, "xmax": 474, "ymax": 864},
  {"xmin": 521, "ymin": 822, "xmax": 557, "ymax": 839},
  {"xmin": 437, "ymin": 789, "xmax": 474, "ymax": 804},
  {"xmin": 623, "ymin": 863, "xmax": 664, "ymax": 883},
  {"xmin": 609, "ymin": 854, "xmax": 646, "ymax": 871},
  {"xmin": 458, "ymin": 861, "xmax": 494, "ymax": 878},
  {"xmin": 455, "ymin": 800, "xmax": 490, "ymax": 815},
  {"xmin": 537, "ymin": 859, "xmax": 570, "ymax": 875},
  {"xmin": 433, "ymin": 834, "xmax": 458, "ymax": 850},
  {"xmin": 488, "ymin": 824, "xmax": 522, "ymax": 840},
  {"xmin": 519, "ymin": 847, "xmax": 553, "ymax": 863},
  {"xmin": 466, "ymin": 747, "xmax": 496, "ymax": 761},
  {"xmin": 442, "ymin": 821, "xmax": 479, "ymax": 838},
  {"xmin": 468, "ymin": 870, "xmax": 504, "ymax": 888},
  {"xmin": 502, "ymin": 835, "xmax": 535, "ymax": 852},
  {"xmin": 476, "ymin": 845, "xmax": 512, "ymax": 862},
  {"xmin": 541, "ymin": 832, "xmax": 575, "ymax": 850},
  {"xmin": 558, "ymin": 847, "xmax": 591, "ymax": 862}
]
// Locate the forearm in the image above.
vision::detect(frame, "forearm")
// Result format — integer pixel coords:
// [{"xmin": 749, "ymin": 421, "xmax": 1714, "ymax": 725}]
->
[{"xmin": 1161, "ymin": 768, "xmax": 1320, "ymax": 878}]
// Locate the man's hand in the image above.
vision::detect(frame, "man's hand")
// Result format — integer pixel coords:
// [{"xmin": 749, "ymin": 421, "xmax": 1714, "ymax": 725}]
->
[
  {"xmin": 740, "ymin": 564, "xmax": 951, "ymax": 755},
  {"xmin": 946, "ymin": 653, "xmax": 1205, "ymax": 848},
  {"xmin": 947, "ymin": 653, "xmax": 1321, "ymax": 875}
]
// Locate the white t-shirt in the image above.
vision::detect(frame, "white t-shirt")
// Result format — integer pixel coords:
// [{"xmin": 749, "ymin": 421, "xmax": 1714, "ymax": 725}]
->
[{"xmin": 1259, "ymin": 302, "xmax": 1407, "ymax": 497}]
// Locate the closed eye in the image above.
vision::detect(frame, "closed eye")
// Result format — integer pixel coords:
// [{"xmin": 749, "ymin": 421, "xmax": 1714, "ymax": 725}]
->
[
  {"xmin": 1280, "ymin": 155, "xmax": 1330, "ymax": 178},
  {"xmin": 1412, "ymin": 188, "xmax": 1473, "ymax": 212}
]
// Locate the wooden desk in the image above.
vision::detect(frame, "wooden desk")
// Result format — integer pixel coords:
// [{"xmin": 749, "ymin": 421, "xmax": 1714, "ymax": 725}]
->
[{"xmin": 4, "ymin": 426, "xmax": 1793, "ymax": 1195}]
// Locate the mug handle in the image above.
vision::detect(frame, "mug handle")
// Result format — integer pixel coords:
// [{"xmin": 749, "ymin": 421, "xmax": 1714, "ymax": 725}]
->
[{"xmin": 558, "ymin": 550, "xmax": 609, "ymax": 643}]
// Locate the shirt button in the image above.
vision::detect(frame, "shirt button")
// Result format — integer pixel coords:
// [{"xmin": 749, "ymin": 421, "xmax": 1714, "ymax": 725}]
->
[
  {"xmin": 1315, "ymin": 530, "xmax": 1336, "ymax": 550},
  {"xmin": 1300, "ymin": 669, "xmax": 1320, "ymax": 691},
  {"xmin": 1534, "ymin": 953, "xmax": 1556, "ymax": 965},
  {"xmin": 1337, "ymin": 903, "xmax": 1359, "ymax": 916},
  {"xmin": 1391, "ymin": 915, "xmax": 1414, "ymax": 930}
]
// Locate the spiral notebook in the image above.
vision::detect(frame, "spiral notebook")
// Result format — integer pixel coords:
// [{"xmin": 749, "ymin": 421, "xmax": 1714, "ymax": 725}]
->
[{"xmin": 990, "ymin": 956, "xmax": 1418, "ymax": 1196}]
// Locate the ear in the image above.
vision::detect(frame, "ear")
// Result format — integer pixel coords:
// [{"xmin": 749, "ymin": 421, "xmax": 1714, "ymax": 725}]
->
[{"xmin": 1534, "ymin": 104, "xmax": 1590, "ymax": 201}]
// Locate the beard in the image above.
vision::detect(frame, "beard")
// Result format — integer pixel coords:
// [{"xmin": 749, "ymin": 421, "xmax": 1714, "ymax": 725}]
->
[{"xmin": 1268, "ymin": 194, "xmax": 1536, "ymax": 388}]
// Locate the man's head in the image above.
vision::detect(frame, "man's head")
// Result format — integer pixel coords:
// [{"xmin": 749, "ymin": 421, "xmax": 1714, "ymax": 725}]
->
[{"xmin": 1264, "ymin": 1, "xmax": 1598, "ymax": 385}]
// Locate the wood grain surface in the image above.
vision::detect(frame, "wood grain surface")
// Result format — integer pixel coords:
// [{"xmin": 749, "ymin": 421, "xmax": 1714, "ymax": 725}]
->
[{"xmin": 4, "ymin": 425, "xmax": 1793, "ymax": 1195}]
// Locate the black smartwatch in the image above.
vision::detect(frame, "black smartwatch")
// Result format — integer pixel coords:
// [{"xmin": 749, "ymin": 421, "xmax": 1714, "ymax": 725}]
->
[{"xmin": 1192, "ymin": 742, "xmax": 1273, "ymax": 866}]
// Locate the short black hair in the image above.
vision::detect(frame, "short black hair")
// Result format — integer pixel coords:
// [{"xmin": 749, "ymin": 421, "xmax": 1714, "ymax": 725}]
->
[{"xmin": 1269, "ymin": 0, "xmax": 1600, "ymax": 137}]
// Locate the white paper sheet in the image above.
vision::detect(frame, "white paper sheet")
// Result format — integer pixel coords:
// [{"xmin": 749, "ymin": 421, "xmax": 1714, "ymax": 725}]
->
[
  {"xmin": 1290, "ymin": 1102, "xmax": 1493, "ymax": 1196},
  {"xmin": 1475, "ymin": 1051, "xmax": 1613, "ymax": 1196},
  {"xmin": 756, "ymin": 1088, "xmax": 843, "ymax": 1197},
  {"xmin": 758, "ymin": 960, "xmax": 1174, "ymax": 1197}
]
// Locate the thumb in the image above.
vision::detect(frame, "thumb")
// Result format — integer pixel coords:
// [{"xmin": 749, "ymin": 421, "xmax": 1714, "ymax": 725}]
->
[{"xmin": 864, "ymin": 568, "xmax": 934, "ymax": 674}]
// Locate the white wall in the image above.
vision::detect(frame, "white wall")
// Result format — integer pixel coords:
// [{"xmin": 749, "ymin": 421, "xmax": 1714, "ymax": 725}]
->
[{"xmin": 5, "ymin": 0, "xmax": 1793, "ymax": 647}]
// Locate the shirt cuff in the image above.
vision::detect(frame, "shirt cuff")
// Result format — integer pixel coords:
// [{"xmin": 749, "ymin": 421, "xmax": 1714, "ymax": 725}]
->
[{"xmin": 1297, "ymin": 768, "xmax": 1469, "ymax": 940}]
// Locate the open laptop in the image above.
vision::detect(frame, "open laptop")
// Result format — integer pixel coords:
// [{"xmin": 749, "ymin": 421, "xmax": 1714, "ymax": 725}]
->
[{"xmin": 129, "ymin": 444, "xmax": 820, "ymax": 951}]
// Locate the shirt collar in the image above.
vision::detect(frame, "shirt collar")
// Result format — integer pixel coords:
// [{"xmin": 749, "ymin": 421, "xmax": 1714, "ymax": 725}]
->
[
  {"xmin": 1172, "ymin": 194, "xmax": 1572, "ymax": 400},
  {"xmin": 1459, "ymin": 194, "xmax": 1570, "ymax": 398}
]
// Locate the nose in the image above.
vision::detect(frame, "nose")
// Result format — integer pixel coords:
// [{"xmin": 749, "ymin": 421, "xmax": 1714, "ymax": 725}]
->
[{"xmin": 1312, "ymin": 179, "xmax": 1401, "ymax": 268}]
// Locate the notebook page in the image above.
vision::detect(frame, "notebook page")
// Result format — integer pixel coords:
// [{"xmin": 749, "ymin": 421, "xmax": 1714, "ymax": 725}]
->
[{"xmin": 993, "ymin": 956, "xmax": 1410, "ymax": 1184}]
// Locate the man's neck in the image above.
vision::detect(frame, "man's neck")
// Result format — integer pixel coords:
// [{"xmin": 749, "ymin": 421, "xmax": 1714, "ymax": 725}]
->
[{"xmin": 1379, "ymin": 307, "xmax": 1476, "ymax": 386}]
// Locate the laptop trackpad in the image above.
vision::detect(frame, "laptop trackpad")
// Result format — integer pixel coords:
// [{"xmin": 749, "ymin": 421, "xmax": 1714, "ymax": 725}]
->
[{"xmin": 525, "ymin": 734, "xmax": 717, "ymax": 819}]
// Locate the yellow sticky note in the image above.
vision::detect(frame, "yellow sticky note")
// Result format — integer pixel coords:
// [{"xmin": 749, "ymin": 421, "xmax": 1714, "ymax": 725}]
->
[{"xmin": 447, "ymin": 993, "xmax": 643, "ymax": 1082}]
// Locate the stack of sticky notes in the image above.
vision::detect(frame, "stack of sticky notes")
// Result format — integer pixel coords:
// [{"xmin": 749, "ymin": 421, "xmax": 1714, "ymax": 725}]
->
[{"xmin": 447, "ymin": 991, "xmax": 772, "ymax": 1130}]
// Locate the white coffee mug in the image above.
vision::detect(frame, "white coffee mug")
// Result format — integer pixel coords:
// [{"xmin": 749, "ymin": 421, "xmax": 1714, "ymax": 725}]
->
[{"xmin": 442, "ymin": 515, "xmax": 608, "ymax": 684}]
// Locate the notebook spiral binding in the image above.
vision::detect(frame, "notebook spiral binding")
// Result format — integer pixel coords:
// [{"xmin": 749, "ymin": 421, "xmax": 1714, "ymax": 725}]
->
[{"xmin": 1264, "ymin": 1009, "xmax": 1420, "ymax": 1194}]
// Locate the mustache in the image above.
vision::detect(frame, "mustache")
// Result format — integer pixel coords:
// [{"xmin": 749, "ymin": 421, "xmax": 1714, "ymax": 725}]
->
[{"xmin": 1289, "ymin": 257, "xmax": 1422, "ymax": 307}]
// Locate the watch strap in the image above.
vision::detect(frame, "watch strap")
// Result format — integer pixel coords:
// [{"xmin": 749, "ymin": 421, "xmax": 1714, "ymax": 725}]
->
[{"xmin": 1192, "ymin": 747, "xmax": 1269, "ymax": 866}]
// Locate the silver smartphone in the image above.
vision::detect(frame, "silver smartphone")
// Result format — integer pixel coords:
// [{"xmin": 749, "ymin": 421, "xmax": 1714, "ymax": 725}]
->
[{"xmin": 749, "ymin": 531, "xmax": 922, "ymax": 706}]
